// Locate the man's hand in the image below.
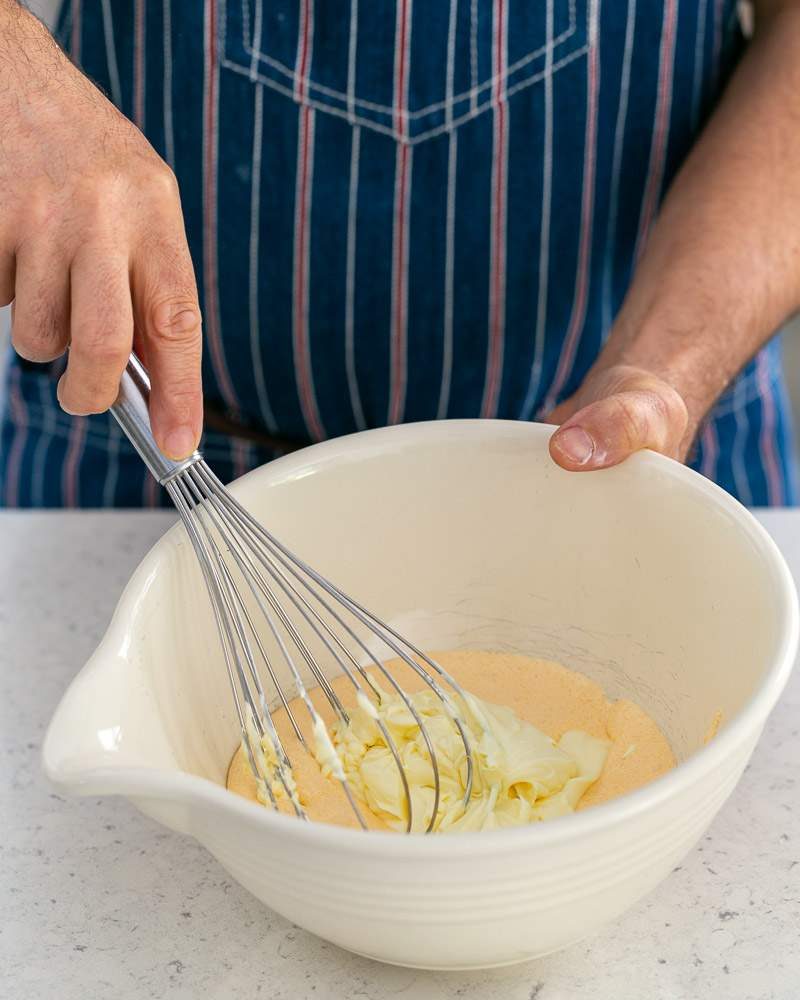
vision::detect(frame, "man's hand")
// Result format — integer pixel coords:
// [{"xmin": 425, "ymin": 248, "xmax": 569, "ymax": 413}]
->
[
  {"xmin": 0, "ymin": 3, "xmax": 202, "ymax": 459},
  {"xmin": 546, "ymin": 365, "xmax": 690, "ymax": 471},
  {"xmin": 550, "ymin": 1, "xmax": 800, "ymax": 477}
]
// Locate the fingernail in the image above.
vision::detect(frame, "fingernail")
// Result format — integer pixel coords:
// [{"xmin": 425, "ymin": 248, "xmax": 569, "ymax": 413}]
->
[
  {"xmin": 554, "ymin": 426, "xmax": 595, "ymax": 465},
  {"xmin": 164, "ymin": 426, "xmax": 197, "ymax": 460},
  {"xmin": 56, "ymin": 376, "xmax": 77, "ymax": 416}
]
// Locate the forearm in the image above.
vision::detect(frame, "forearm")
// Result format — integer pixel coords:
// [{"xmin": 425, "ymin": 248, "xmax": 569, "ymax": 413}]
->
[{"xmin": 602, "ymin": 5, "xmax": 800, "ymax": 439}]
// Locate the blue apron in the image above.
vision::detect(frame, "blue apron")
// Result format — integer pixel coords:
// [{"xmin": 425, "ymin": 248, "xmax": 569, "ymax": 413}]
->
[{"xmin": 1, "ymin": 0, "xmax": 797, "ymax": 507}]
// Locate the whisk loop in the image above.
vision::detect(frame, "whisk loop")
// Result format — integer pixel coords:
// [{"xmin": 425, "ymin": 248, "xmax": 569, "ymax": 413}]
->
[{"xmin": 112, "ymin": 355, "xmax": 475, "ymax": 833}]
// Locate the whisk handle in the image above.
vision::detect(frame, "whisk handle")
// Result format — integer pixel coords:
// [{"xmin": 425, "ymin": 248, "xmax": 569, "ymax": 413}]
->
[{"xmin": 111, "ymin": 354, "xmax": 202, "ymax": 485}]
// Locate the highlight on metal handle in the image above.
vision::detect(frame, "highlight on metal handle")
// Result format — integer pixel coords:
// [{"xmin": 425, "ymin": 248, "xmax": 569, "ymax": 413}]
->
[{"xmin": 110, "ymin": 353, "xmax": 201, "ymax": 485}]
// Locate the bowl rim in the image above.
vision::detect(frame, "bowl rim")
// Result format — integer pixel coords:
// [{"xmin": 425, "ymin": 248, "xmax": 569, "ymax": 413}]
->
[{"xmin": 43, "ymin": 419, "xmax": 800, "ymax": 859}]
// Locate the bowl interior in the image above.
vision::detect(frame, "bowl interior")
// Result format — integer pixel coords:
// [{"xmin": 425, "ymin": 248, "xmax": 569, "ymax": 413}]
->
[{"xmin": 46, "ymin": 421, "xmax": 791, "ymax": 796}]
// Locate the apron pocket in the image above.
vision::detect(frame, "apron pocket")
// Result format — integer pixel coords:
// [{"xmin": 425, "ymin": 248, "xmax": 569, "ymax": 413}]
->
[{"xmin": 221, "ymin": 0, "xmax": 589, "ymax": 143}]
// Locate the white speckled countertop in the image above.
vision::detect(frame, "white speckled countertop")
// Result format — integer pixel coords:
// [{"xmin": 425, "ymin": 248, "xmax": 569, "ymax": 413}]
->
[{"xmin": 1, "ymin": 510, "xmax": 799, "ymax": 1000}]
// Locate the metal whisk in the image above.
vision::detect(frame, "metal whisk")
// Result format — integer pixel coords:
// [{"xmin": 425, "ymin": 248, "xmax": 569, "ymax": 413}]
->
[{"xmin": 112, "ymin": 355, "xmax": 474, "ymax": 833}]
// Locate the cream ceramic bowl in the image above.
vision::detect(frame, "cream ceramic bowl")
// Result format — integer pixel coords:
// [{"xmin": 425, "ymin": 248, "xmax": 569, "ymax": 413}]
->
[{"xmin": 43, "ymin": 421, "xmax": 798, "ymax": 970}]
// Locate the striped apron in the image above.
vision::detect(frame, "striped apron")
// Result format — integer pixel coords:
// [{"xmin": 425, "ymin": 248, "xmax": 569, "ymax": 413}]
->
[{"xmin": 1, "ymin": 0, "xmax": 797, "ymax": 507}]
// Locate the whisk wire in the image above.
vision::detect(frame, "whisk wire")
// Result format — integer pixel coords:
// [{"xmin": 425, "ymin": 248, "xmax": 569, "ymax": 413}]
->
[
  {"xmin": 111, "ymin": 355, "xmax": 479, "ymax": 834},
  {"xmin": 208, "ymin": 467, "xmax": 476, "ymax": 811},
  {"xmin": 168, "ymin": 472, "xmax": 304, "ymax": 817},
  {"xmin": 181, "ymin": 464, "xmax": 370, "ymax": 828}
]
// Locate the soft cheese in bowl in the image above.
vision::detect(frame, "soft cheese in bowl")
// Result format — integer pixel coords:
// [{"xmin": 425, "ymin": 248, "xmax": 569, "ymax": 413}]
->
[{"xmin": 43, "ymin": 421, "xmax": 798, "ymax": 969}]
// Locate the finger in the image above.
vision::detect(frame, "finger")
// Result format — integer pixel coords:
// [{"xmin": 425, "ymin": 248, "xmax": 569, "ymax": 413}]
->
[
  {"xmin": 58, "ymin": 246, "xmax": 133, "ymax": 415},
  {"xmin": 131, "ymin": 232, "xmax": 203, "ymax": 461},
  {"xmin": 8, "ymin": 242, "xmax": 70, "ymax": 362},
  {"xmin": 0, "ymin": 247, "xmax": 15, "ymax": 307},
  {"xmin": 549, "ymin": 386, "xmax": 688, "ymax": 471}
]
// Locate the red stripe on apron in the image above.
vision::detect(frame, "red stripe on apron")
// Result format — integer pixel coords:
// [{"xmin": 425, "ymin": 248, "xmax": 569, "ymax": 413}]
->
[
  {"xmin": 292, "ymin": 105, "xmax": 325, "ymax": 440},
  {"xmin": 635, "ymin": 0, "xmax": 678, "ymax": 259},
  {"xmin": 756, "ymin": 351, "xmax": 784, "ymax": 505},
  {"xmin": 388, "ymin": 0, "xmax": 413, "ymax": 424},
  {"xmin": 700, "ymin": 421, "xmax": 718, "ymax": 481},
  {"xmin": 133, "ymin": 0, "xmax": 146, "ymax": 129},
  {"xmin": 542, "ymin": 6, "xmax": 601, "ymax": 410},
  {"xmin": 4, "ymin": 368, "xmax": 27, "ymax": 507},
  {"xmin": 63, "ymin": 417, "xmax": 87, "ymax": 508},
  {"xmin": 203, "ymin": 0, "xmax": 239, "ymax": 411},
  {"xmin": 71, "ymin": 0, "xmax": 82, "ymax": 62},
  {"xmin": 481, "ymin": 0, "xmax": 509, "ymax": 418}
]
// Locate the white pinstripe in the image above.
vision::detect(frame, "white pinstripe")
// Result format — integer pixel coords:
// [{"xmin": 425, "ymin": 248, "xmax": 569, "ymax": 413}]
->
[
  {"xmin": 700, "ymin": 421, "xmax": 718, "ymax": 483},
  {"xmin": 470, "ymin": 0, "xmax": 479, "ymax": 113},
  {"xmin": 290, "ymin": 0, "xmax": 325, "ymax": 438},
  {"xmin": 346, "ymin": 0, "xmax": 359, "ymax": 123},
  {"xmin": 388, "ymin": 141, "xmax": 413, "ymax": 424},
  {"xmin": 292, "ymin": 104, "xmax": 326, "ymax": 439},
  {"xmin": 249, "ymin": 84, "xmax": 278, "ymax": 433},
  {"xmin": 756, "ymin": 348, "xmax": 784, "ymax": 504},
  {"xmin": 690, "ymin": 0, "xmax": 709, "ymax": 131},
  {"xmin": 444, "ymin": 0, "xmax": 458, "ymax": 132},
  {"xmin": 100, "ymin": 0, "xmax": 123, "ymax": 108},
  {"xmin": 70, "ymin": 0, "xmax": 81, "ymax": 66},
  {"xmin": 162, "ymin": 0, "xmax": 175, "ymax": 167},
  {"xmin": 600, "ymin": 0, "xmax": 636, "ymax": 337},
  {"xmin": 344, "ymin": 0, "xmax": 364, "ymax": 428},
  {"xmin": 133, "ymin": 0, "xmax": 146, "ymax": 129},
  {"xmin": 438, "ymin": 132, "xmax": 458, "ymax": 421},
  {"xmin": 776, "ymin": 361, "xmax": 800, "ymax": 500},
  {"xmin": 249, "ymin": 0, "xmax": 263, "ymax": 79},
  {"xmin": 633, "ymin": 0, "xmax": 679, "ymax": 263},
  {"xmin": 62, "ymin": 416, "xmax": 87, "ymax": 508},
  {"xmin": 30, "ymin": 376, "xmax": 55, "ymax": 507},
  {"xmin": 102, "ymin": 418, "xmax": 121, "ymax": 508},
  {"xmin": 223, "ymin": 40, "xmax": 589, "ymax": 147},
  {"xmin": 540, "ymin": 0, "xmax": 601, "ymax": 415},
  {"xmin": 4, "ymin": 367, "xmax": 27, "ymax": 506},
  {"xmin": 345, "ymin": 126, "xmax": 366, "ymax": 430},
  {"xmin": 711, "ymin": 0, "xmax": 724, "ymax": 91},
  {"xmin": 143, "ymin": 465, "xmax": 159, "ymax": 508},
  {"xmin": 437, "ymin": 0, "xmax": 460, "ymax": 420},
  {"xmin": 731, "ymin": 371, "xmax": 754, "ymax": 506},
  {"xmin": 388, "ymin": 0, "xmax": 414, "ymax": 425},
  {"xmin": 238, "ymin": 0, "xmax": 578, "ymax": 121},
  {"xmin": 203, "ymin": 0, "xmax": 239, "ymax": 411},
  {"xmin": 480, "ymin": 0, "xmax": 510, "ymax": 418},
  {"xmin": 293, "ymin": 0, "xmax": 315, "ymax": 102},
  {"xmin": 520, "ymin": 0, "xmax": 555, "ymax": 420}
]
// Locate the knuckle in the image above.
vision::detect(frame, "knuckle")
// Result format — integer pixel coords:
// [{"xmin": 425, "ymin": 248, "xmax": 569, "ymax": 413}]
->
[
  {"xmin": 148, "ymin": 297, "xmax": 202, "ymax": 343},
  {"xmin": 68, "ymin": 394, "xmax": 115, "ymax": 416},
  {"xmin": 63, "ymin": 374, "xmax": 120, "ymax": 414},
  {"xmin": 645, "ymin": 388, "xmax": 673, "ymax": 427},
  {"xmin": 24, "ymin": 189, "xmax": 57, "ymax": 232},
  {"xmin": 84, "ymin": 174, "xmax": 134, "ymax": 224},
  {"xmin": 658, "ymin": 383, "xmax": 689, "ymax": 427},
  {"xmin": 75, "ymin": 329, "xmax": 129, "ymax": 369},
  {"xmin": 163, "ymin": 382, "xmax": 200, "ymax": 422},
  {"xmin": 135, "ymin": 161, "xmax": 182, "ymax": 212},
  {"xmin": 14, "ymin": 337, "xmax": 66, "ymax": 363},
  {"xmin": 11, "ymin": 307, "xmax": 67, "ymax": 362},
  {"xmin": 608, "ymin": 394, "xmax": 646, "ymax": 450},
  {"xmin": 149, "ymin": 162, "xmax": 180, "ymax": 200}
]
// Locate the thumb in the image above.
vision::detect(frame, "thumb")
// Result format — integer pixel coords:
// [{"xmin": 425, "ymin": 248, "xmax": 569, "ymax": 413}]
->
[{"xmin": 549, "ymin": 385, "xmax": 688, "ymax": 471}]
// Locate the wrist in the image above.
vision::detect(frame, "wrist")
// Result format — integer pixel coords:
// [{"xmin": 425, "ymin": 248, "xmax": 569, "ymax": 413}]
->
[{"xmin": 599, "ymin": 307, "xmax": 737, "ymax": 435}]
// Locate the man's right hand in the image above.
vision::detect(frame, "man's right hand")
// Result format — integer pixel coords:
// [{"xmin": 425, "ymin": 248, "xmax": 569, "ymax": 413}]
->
[{"xmin": 0, "ymin": 2, "xmax": 203, "ymax": 460}]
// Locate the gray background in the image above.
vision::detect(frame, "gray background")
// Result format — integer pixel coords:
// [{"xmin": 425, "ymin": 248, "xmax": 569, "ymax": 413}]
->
[{"xmin": 1, "ymin": 0, "xmax": 798, "ymax": 480}]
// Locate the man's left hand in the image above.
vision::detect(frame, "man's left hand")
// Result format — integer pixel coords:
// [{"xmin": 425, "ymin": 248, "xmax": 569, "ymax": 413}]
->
[{"xmin": 545, "ymin": 364, "xmax": 691, "ymax": 472}]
